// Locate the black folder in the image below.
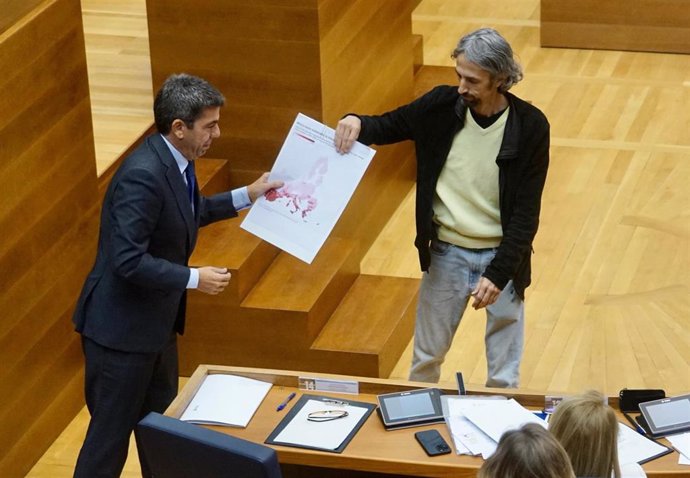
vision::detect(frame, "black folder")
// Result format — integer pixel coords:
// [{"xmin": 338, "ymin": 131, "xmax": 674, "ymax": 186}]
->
[{"xmin": 265, "ymin": 394, "xmax": 375, "ymax": 454}]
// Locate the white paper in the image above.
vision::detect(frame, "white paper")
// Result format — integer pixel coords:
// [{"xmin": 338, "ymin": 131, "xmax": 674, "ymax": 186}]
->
[
  {"xmin": 447, "ymin": 414, "xmax": 496, "ymax": 457},
  {"xmin": 617, "ymin": 422, "xmax": 670, "ymax": 465},
  {"xmin": 459, "ymin": 398, "xmax": 547, "ymax": 443},
  {"xmin": 241, "ymin": 113, "xmax": 375, "ymax": 264},
  {"xmin": 180, "ymin": 374, "xmax": 271, "ymax": 428},
  {"xmin": 666, "ymin": 432, "xmax": 690, "ymax": 464},
  {"xmin": 446, "ymin": 420, "xmax": 473, "ymax": 455},
  {"xmin": 444, "ymin": 398, "xmax": 503, "ymax": 458},
  {"xmin": 273, "ymin": 399, "xmax": 368, "ymax": 450}
]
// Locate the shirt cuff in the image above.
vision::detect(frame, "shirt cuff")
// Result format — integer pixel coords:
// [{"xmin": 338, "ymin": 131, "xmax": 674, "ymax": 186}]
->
[
  {"xmin": 187, "ymin": 268, "xmax": 199, "ymax": 289},
  {"xmin": 232, "ymin": 187, "xmax": 252, "ymax": 211}
]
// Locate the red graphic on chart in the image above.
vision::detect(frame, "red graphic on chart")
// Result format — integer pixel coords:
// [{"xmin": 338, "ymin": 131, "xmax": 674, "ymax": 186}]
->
[{"xmin": 264, "ymin": 157, "xmax": 328, "ymax": 220}]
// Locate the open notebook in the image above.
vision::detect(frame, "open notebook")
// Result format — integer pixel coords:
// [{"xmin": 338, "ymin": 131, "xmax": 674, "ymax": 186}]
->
[{"xmin": 180, "ymin": 374, "xmax": 272, "ymax": 428}]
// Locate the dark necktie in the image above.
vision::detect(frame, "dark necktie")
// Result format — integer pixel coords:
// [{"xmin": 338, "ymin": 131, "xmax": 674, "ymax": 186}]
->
[{"xmin": 184, "ymin": 161, "xmax": 196, "ymax": 207}]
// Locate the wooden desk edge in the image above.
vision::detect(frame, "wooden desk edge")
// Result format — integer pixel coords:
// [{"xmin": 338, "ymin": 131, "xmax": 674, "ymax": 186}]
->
[
  {"xmin": 166, "ymin": 365, "xmax": 685, "ymax": 478},
  {"xmin": 167, "ymin": 364, "xmax": 557, "ymax": 419}
]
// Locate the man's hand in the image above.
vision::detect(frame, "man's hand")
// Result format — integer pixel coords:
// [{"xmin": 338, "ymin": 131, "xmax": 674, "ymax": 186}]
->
[
  {"xmin": 197, "ymin": 266, "xmax": 231, "ymax": 295},
  {"xmin": 471, "ymin": 277, "xmax": 501, "ymax": 310},
  {"xmin": 334, "ymin": 115, "xmax": 361, "ymax": 154},
  {"xmin": 247, "ymin": 172, "xmax": 284, "ymax": 203}
]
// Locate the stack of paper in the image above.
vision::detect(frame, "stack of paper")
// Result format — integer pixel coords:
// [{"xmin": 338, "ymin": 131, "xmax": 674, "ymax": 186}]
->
[
  {"xmin": 180, "ymin": 374, "xmax": 272, "ymax": 428},
  {"xmin": 443, "ymin": 395, "xmax": 679, "ymax": 467},
  {"xmin": 443, "ymin": 397, "xmax": 547, "ymax": 459}
]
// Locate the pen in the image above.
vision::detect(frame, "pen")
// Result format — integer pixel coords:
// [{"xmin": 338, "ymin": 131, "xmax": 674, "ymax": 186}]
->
[
  {"xmin": 276, "ymin": 392, "xmax": 296, "ymax": 411},
  {"xmin": 623, "ymin": 412, "xmax": 645, "ymax": 435}
]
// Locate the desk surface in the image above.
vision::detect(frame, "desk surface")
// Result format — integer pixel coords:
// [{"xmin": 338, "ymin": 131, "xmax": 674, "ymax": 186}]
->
[{"xmin": 166, "ymin": 365, "xmax": 686, "ymax": 478}]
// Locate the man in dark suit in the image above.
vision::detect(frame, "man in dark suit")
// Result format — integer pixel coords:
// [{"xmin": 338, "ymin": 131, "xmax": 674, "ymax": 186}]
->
[{"xmin": 72, "ymin": 74, "xmax": 282, "ymax": 478}]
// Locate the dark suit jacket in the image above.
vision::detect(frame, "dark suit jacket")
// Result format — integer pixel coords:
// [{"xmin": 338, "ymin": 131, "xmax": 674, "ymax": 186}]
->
[{"xmin": 73, "ymin": 134, "xmax": 237, "ymax": 353}]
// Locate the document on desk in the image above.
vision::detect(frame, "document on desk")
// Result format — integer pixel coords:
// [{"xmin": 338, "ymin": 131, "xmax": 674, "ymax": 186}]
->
[
  {"xmin": 241, "ymin": 113, "xmax": 375, "ymax": 264},
  {"xmin": 180, "ymin": 374, "xmax": 271, "ymax": 428},
  {"xmin": 459, "ymin": 398, "xmax": 547, "ymax": 443},
  {"xmin": 266, "ymin": 394, "xmax": 376, "ymax": 453},
  {"xmin": 665, "ymin": 432, "xmax": 690, "ymax": 464},
  {"xmin": 617, "ymin": 422, "xmax": 673, "ymax": 465},
  {"xmin": 443, "ymin": 397, "xmax": 499, "ymax": 458}
]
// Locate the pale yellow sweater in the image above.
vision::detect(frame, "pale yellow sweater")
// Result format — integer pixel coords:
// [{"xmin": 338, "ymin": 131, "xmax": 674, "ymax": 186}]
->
[{"xmin": 433, "ymin": 107, "xmax": 508, "ymax": 248}]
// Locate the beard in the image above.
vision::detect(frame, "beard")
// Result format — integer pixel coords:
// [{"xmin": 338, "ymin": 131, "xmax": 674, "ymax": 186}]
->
[{"xmin": 460, "ymin": 95, "xmax": 479, "ymax": 108}]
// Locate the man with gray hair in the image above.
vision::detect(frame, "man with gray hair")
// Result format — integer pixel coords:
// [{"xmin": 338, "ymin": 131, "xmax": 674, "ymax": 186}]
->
[
  {"xmin": 335, "ymin": 28, "xmax": 549, "ymax": 388},
  {"xmin": 72, "ymin": 73, "xmax": 282, "ymax": 477}
]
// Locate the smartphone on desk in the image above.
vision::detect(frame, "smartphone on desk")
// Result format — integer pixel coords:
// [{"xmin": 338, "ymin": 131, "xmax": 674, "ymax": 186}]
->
[{"xmin": 414, "ymin": 430, "xmax": 451, "ymax": 456}]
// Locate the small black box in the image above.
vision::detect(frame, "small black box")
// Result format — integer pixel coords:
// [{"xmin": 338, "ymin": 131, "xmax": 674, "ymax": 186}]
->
[{"xmin": 619, "ymin": 388, "xmax": 665, "ymax": 412}]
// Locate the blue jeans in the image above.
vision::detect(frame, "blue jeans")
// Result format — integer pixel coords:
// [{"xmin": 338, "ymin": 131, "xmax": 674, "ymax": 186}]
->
[{"xmin": 409, "ymin": 239, "xmax": 524, "ymax": 387}]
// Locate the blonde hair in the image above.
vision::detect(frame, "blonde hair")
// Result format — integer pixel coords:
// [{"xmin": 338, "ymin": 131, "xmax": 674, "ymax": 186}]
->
[
  {"xmin": 549, "ymin": 390, "xmax": 621, "ymax": 478},
  {"xmin": 478, "ymin": 423, "xmax": 575, "ymax": 478}
]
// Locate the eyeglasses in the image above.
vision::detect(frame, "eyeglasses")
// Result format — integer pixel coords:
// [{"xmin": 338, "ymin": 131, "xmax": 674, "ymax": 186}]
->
[{"xmin": 307, "ymin": 410, "xmax": 349, "ymax": 422}]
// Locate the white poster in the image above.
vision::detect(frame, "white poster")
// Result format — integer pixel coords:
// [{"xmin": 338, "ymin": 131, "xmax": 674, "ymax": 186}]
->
[{"xmin": 241, "ymin": 113, "xmax": 375, "ymax": 263}]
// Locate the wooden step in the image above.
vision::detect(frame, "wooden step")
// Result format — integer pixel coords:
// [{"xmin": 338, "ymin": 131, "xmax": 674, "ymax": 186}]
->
[
  {"xmin": 412, "ymin": 33, "xmax": 424, "ymax": 74},
  {"xmin": 196, "ymin": 157, "xmax": 232, "ymax": 195},
  {"xmin": 189, "ymin": 210, "xmax": 279, "ymax": 305},
  {"xmin": 310, "ymin": 274, "xmax": 419, "ymax": 377},
  {"xmin": 241, "ymin": 236, "xmax": 360, "ymax": 341},
  {"xmin": 414, "ymin": 65, "xmax": 457, "ymax": 98},
  {"xmin": 180, "ymin": 237, "xmax": 361, "ymax": 375},
  {"xmin": 191, "ymin": 157, "xmax": 280, "ymax": 304}
]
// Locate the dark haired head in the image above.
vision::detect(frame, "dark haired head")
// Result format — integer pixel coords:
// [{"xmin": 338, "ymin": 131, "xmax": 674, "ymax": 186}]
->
[{"xmin": 153, "ymin": 73, "xmax": 225, "ymax": 135}]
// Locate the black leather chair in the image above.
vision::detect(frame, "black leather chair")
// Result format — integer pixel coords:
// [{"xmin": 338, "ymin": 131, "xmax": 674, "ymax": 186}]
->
[{"xmin": 136, "ymin": 412, "xmax": 282, "ymax": 478}]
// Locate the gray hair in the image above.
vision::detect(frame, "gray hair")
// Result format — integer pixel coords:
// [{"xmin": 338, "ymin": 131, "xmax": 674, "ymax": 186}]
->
[
  {"xmin": 154, "ymin": 73, "xmax": 225, "ymax": 134},
  {"xmin": 451, "ymin": 28, "xmax": 523, "ymax": 93}
]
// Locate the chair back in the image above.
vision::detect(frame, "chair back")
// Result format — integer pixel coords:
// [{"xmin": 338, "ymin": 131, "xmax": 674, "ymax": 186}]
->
[{"xmin": 136, "ymin": 412, "xmax": 282, "ymax": 478}]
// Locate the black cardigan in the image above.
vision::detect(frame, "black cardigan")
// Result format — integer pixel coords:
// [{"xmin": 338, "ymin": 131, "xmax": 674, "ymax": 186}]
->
[{"xmin": 357, "ymin": 85, "xmax": 550, "ymax": 299}]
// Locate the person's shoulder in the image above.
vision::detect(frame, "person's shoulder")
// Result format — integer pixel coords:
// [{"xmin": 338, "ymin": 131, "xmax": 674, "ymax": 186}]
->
[
  {"xmin": 423, "ymin": 85, "xmax": 459, "ymax": 102},
  {"xmin": 118, "ymin": 135, "xmax": 168, "ymax": 177},
  {"xmin": 128, "ymin": 135, "xmax": 168, "ymax": 164},
  {"xmin": 507, "ymin": 92, "xmax": 549, "ymax": 127}
]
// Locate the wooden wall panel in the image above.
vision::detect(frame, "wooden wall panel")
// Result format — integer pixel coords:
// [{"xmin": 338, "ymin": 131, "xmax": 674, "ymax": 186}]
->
[
  {"xmin": 0, "ymin": 0, "xmax": 98, "ymax": 476},
  {"xmin": 317, "ymin": 0, "xmax": 418, "ymax": 245},
  {"xmin": 147, "ymin": 1, "xmax": 323, "ymax": 175},
  {"xmin": 148, "ymin": 0, "xmax": 421, "ymax": 378},
  {"xmin": 147, "ymin": 0, "xmax": 418, "ymax": 239},
  {"xmin": 541, "ymin": 0, "xmax": 690, "ymax": 54},
  {"xmin": 0, "ymin": 0, "xmax": 45, "ymax": 34}
]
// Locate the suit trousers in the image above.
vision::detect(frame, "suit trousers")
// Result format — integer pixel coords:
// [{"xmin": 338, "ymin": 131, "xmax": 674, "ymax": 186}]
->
[
  {"xmin": 409, "ymin": 239, "xmax": 524, "ymax": 387},
  {"xmin": 73, "ymin": 334, "xmax": 178, "ymax": 478}
]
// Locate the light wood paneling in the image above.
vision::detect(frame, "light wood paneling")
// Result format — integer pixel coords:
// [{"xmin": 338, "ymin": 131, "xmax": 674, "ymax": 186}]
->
[
  {"xmin": 147, "ymin": 0, "xmax": 421, "ymax": 379},
  {"xmin": 541, "ymin": 0, "xmax": 690, "ymax": 54},
  {"xmin": 0, "ymin": 0, "xmax": 99, "ymax": 476},
  {"xmin": 24, "ymin": 0, "xmax": 690, "ymax": 476},
  {"xmin": 81, "ymin": 0, "xmax": 153, "ymax": 174},
  {"xmin": 0, "ymin": 0, "xmax": 45, "ymax": 34},
  {"xmin": 146, "ymin": 0, "xmax": 323, "ymax": 173}
]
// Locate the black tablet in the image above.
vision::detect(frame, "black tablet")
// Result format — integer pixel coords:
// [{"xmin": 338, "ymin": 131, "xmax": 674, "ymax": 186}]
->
[
  {"xmin": 639, "ymin": 393, "xmax": 690, "ymax": 438},
  {"xmin": 377, "ymin": 388, "xmax": 444, "ymax": 430}
]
